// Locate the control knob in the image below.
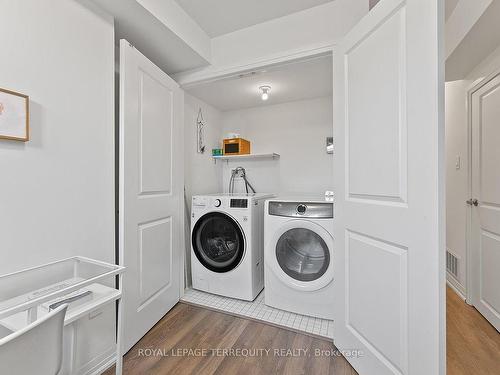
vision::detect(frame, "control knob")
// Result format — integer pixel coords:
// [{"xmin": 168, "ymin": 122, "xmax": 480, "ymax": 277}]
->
[{"xmin": 297, "ymin": 204, "xmax": 307, "ymax": 214}]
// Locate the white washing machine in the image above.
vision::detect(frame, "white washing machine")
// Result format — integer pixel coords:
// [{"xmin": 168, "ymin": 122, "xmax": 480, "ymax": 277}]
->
[
  {"xmin": 264, "ymin": 196, "xmax": 335, "ymax": 319},
  {"xmin": 191, "ymin": 193, "xmax": 274, "ymax": 301}
]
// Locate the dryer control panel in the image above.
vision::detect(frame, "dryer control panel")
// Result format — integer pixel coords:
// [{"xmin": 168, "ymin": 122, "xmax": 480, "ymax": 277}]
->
[{"xmin": 268, "ymin": 201, "xmax": 333, "ymax": 218}]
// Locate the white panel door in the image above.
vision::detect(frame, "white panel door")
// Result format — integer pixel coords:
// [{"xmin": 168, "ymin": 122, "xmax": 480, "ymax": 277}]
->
[
  {"xmin": 332, "ymin": 1, "xmax": 444, "ymax": 374},
  {"xmin": 469, "ymin": 73, "xmax": 500, "ymax": 331},
  {"xmin": 119, "ymin": 39, "xmax": 184, "ymax": 353}
]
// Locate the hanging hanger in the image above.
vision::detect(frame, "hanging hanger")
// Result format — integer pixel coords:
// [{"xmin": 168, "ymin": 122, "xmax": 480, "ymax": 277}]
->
[{"xmin": 196, "ymin": 108, "xmax": 206, "ymax": 154}]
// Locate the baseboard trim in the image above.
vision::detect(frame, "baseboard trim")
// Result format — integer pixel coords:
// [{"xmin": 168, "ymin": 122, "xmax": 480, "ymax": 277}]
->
[
  {"xmin": 85, "ymin": 353, "xmax": 116, "ymax": 375},
  {"xmin": 446, "ymin": 275, "xmax": 466, "ymax": 301}
]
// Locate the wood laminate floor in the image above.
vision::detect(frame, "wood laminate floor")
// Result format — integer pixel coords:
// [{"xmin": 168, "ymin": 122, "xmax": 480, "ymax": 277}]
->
[
  {"xmin": 447, "ymin": 287, "xmax": 500, "ymax": 375},
  {"xmin": 104, "ymin": 303, "xmax": 356, "ymax": 375},
  {"xmin": 105, "ymin": 287, "xmax": 500, "ymax": 375}
]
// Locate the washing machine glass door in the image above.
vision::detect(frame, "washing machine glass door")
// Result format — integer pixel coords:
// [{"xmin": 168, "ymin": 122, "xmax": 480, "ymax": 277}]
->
[
  {"xmin": 192, "ymin": 212, "xmax": 245, "ymax": 273},
  {"xmin": 270, "ymin": 220, "xmax": 334, "ymax": 291}
]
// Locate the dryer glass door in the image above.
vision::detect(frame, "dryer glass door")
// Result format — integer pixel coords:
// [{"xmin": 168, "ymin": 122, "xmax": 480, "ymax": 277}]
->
[
  {"xmin": 275, "ymin": 228, "xmax": 330, "ymax": 282},
  {"xmin": 192, "ymin": 212, "xmax": 245, "ymax": 273}
]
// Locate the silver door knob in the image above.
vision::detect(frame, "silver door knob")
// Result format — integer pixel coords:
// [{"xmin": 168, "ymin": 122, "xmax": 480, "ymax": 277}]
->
[{"xmin": 466, "ymin": 199, "xmax": 479, "ymax": 206}]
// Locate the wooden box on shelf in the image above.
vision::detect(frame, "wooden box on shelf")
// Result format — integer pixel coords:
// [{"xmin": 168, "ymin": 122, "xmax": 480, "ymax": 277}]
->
[{"xmin": 223, "ymin": 138, "xmax": 250, "ymax": 155}]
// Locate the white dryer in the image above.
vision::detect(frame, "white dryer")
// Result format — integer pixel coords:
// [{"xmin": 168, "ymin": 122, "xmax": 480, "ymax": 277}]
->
[
  {"xmin": 191, "ymin": 193, "xmax": 274, "ymax": 301},
  {"xmin": 264, "ymin": 196, "xmax": 335, "ymax": 319}
]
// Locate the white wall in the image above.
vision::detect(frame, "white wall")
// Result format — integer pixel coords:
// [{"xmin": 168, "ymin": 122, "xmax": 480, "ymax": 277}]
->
[
  {"xmin": 220, "ymin": 97, "xmax": 333, "ymax": 195},
  {"xmin": 183, "ymin": 93, "xmax": 223, "ymax": 284},
  {"xmin": 184, "ymin": 93, "xmax": 224, "ymax": 202},
  {"xmin": 467, "ymin": 43, "xmax": 500, "ymax": 81},
  {"xmin": 174, "ymin": 0, "xmax": 368, "ymax": 85},
  {"xmin": 0, "ymin": 0, "xmax": 115, "ymax": 274},
  {"xmin": 445, "ymin": 80, "xmax": 469, "ymax": 294},
  {"xmin": 210, "ymin": 0, "xmax": 367, "ymax": 69},
  {"xmin": 183, "ymin": 95, "xmax": 333, "ymax": 285},
  {"xmin": 445, "ymin": 44, "xmax": 500, "ymax": 294}
]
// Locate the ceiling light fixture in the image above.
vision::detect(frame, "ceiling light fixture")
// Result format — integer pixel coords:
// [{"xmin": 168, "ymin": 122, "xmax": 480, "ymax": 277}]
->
[{"xmin": 259, "ymin": 85, "xmax": 271, "ymax": 101}]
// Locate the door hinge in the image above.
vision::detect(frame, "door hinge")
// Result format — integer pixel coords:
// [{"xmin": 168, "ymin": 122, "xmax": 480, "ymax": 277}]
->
[{"xmin": 466, "ymin": 198, "xmax": 479, "ymax": 206}]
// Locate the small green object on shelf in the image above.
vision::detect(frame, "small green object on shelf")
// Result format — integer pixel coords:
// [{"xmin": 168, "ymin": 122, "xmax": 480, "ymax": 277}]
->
[{"xmin": 212, "ymin": 148, "xmax": 223, "ymax": 156}]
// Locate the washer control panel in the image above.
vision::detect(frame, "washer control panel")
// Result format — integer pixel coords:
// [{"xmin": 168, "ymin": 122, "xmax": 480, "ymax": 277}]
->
[
  {"xmin": 192, "ymin": 196, "xmax": 250, "ymax": 210},
  {"xmin": 230, "ymin": 199, "xmax": 248, "ymax": 208}
]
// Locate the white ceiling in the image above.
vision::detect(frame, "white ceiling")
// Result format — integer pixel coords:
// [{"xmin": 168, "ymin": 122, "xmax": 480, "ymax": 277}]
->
[
  {"xmin": 92, "ymin": 0, "xmax": 209, "ymax": 74},
  {"xmin": 446, "ymin": 0, "xmax": 500, "ymax": 80},
  {"xmin": 175, "ymin": 0, "xmax": 334, "ymax": 37},
  {"xmin": 186, "ymin": 55, "xmax": 333, "ymax": 111}
]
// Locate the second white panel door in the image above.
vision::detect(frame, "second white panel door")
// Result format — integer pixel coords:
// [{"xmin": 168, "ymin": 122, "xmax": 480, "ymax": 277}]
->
[{"xmin": 469, "ymin": 72, "xmax": 500, "ymax": 332}]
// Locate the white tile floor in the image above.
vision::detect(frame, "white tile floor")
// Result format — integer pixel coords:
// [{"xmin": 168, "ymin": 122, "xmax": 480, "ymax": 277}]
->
[{"xmin": 181, "ymin": 288, "xmax": 334, "ymax": 339}]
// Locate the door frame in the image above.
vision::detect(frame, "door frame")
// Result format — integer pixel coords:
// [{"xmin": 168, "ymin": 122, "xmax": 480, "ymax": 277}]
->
[
  {"xmin": 179, "ymin": 46, "xmax": 335, "ymax": 293},
  {"xmin": 176, "ymin": 47, "xmax": 334, "ymax": 89},
  {"xmin": 175, "ymin": 45, "xmax": 334, "ymax": 88},
  {"xmin": 465, "ymin": 66, "xmax": 500, "ymax": 304}
]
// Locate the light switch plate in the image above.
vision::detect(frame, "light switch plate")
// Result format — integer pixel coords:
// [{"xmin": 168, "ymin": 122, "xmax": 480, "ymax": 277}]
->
[{"xmin": 326, "ymin": 137, "xmax": 333, "ymax": 154}]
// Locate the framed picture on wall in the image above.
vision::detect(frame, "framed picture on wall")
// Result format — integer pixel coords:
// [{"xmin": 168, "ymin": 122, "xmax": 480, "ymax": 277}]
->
[{"xmin": 0, "ymin": 87, "xmax": 29, "ymax": 141}]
